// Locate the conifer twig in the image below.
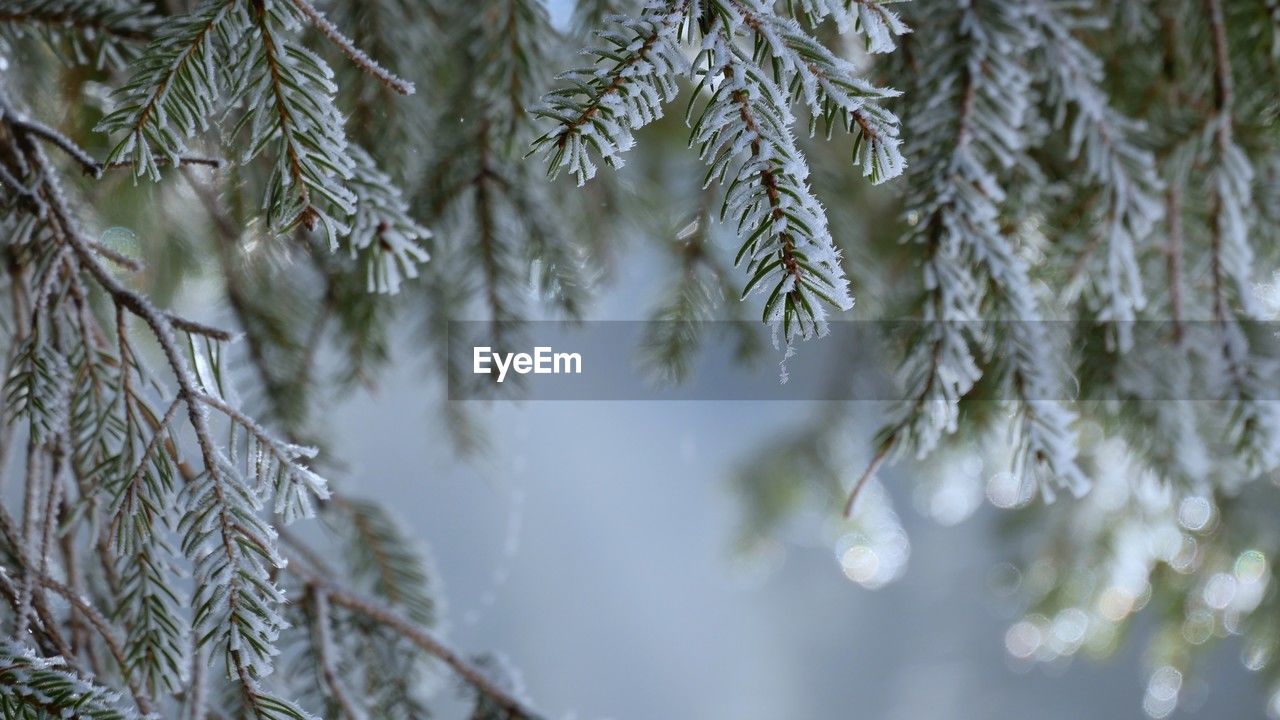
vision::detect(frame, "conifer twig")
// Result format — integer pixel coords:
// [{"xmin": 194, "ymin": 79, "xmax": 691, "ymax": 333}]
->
[
  {"xmin": 39, "ymin": 575, "xmax": 156, "ymax": 716},
  {"xmin": 285, "ymin": 0, "xmax": 416, "ymax": 95},
  {"xmin": 1, "ymin": 110, "xmax": 101, "ymax": 177},
  {"xmin": 295, "ymin": 566, "xmax": 537, "ymax": 719},
  {"xmin": 103, "ymin": 155, "xmax": 224, "ymax": 170}
]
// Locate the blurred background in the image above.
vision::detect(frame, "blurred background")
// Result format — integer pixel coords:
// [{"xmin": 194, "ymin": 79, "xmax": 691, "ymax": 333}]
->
[{"xmin": 326, "ymin": 247, "xmax": 1267, "ymax": 719}]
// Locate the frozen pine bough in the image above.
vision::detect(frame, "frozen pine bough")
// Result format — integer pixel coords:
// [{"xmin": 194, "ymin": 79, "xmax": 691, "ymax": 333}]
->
[{"xmin": 532, "ymin": 0, "xmax": 909, "ymax": 350}]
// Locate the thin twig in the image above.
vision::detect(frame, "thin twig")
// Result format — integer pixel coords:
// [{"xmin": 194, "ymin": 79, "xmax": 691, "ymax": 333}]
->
[
  {"xmin": 39, "ymin": 575, "xmax": 157, "ymax": 716},
  {"xmin": 844, "ymin": 440, "xmax": 890, "ymax": 518},
  {"xmin": 86, "ymin": 239, "xmax": 144, "ymax": 272},
  {"xmin": 104, "ymin": 155, "xmax": 224, "ymax": 171},
  {"xmin": 2, "ymin": 112, "xmax": 101, "ymax": 177},
  {"xmin": 285, "ymin": 0, "xmax": 415, "ymax": 95},
  {"xmin": 299, "ymin": 571, "xmax": 538, "ymax": 718},
  {"xmin": 166, "ymin": 314, "xmax": 234, "ymax": 341},
  {"xmin": 308, "ymin": 588, "xmax": 368, "ymax": 719}
]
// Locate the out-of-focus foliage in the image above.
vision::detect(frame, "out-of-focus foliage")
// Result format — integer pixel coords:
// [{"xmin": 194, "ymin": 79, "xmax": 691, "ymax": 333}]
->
[{"xmin": 724, "ymin": 2, "xmax": 1280, "ymax": 718}]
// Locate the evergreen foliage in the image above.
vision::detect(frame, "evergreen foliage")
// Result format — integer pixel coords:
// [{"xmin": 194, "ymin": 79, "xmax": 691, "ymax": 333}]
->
[{"xmin": 3, "ymin": 0, "xmax": 1280, "ymax": 717}]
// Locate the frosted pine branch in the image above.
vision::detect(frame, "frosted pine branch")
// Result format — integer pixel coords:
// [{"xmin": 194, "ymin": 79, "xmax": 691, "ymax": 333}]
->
[
  {"xmin": 344, "ymin": 146, "xmax": 431, "ymax": 294},
  {"xmin": 231, "ymin": 0, "xmax": 356, "ymax": 243},
  {"xmin": 1200, "ymin": 0, "xmax": 1280, "ymax": 472},
  {"xmin": 3, "ymin": 88, "xmax": 328, "ymax": 717},
  {"xmin": 0, "ymin": 641, "xmax": 140, "ymax": 719},
  {"xmin": 96, "ymin": 1, "xmax": 246, "ymax": 180},
  {"xmin": 785, "ymin": 0, "xmax": 911, "ymax": 53},
  {"xmin": 694, "ymin": 36, "xmax": 853, "ymax": 343},
  {"xmin": 852, "ymin": 0, "xmax": 1086, "ymax": 511},
  {"xmin": 1027, "ymin": 0, "xmax": 1163, "ymax": 343},
  {"xmin": 530, "ymin": 1, "xmax": 690, "ymax": 185},
  {"xmin": 537, "ymin": 0, "xmax": 908, "ymax": 345},
  {"xmin": 722, "ymin": 0, "xmax": 907, "ymax": 183},
  {"xmin": 329, "ymin": 496, "xmax": 438, "ymax": 626}
]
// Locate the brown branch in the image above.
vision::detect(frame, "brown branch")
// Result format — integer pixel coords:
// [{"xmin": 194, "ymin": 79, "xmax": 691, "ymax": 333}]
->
[
  {"xmin": 103, "ymin": 155, "xmax": 224, "ymax": 171},
  {"xmin": 844, "ymin": 438, "xmax": 890, "ymax": 518}
]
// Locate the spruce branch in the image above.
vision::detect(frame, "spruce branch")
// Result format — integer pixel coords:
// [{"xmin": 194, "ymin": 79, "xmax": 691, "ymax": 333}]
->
[
  {"xmin": 695, "ymin": 38, "xmax": 853, "ymax": 344},
  {"xmin": 721, "ymin": 0, "xmax": 907, "ymax": 183},
  {"xmin": 536, "ymin": 0, "xmax": 908, "ymax": 347},
  {"xmin": 530, "ymin": 0, "xmax": 690, "ymax": 185},
  {"xmin": 4, "ymin": 86, "xmax": 326, "ymax": 719},
  {"xmin": 343, "ymin": 145, "xmax": 430, "ymax": 294},
  {"xmin": 850, "ymin": 0, "xmax": 1086, "ymax": 513},
  {"xmin": 1, "ymin": 110, "xmax": 102, "ymax": 177},
  {"xmin": 1027, "ymin": 0, "xmax": 1163, "ymax": 343},
  {"xmin": 96, "ymin": 0, "xmax": 246, "ymax": 180},
  {"xmin": 38, "ymin": 574, "xmax": 157, "ymax": 716},
  {"xmin": 328, "ymin": 495, "xmax": 436, "ymax": 626},
  {"xmin": 786, "ymin": 0, "xmax": 911, "ymax": 53},
  {"xmin": 0, "ymin": 0, "xmax": 150, "ymax": 41},
  {"xmin": 304, "ymin": 587, "xmax": 368, "ymax": 720},
  {"xmin": 233, "ymin": 0, "xmax": 355, "ymax": 243},
  {"xmin": 1199, "ymin": 0, "xmax": 1280, "ymax": 472}
]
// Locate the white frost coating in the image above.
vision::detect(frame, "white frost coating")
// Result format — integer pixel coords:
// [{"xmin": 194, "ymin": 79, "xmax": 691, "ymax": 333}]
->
[
  {"xmin": 97, "ymin": 1, "xmax": 248, "ymax": 179},
  {"xmin": 887, "ymin": 0, "xmax": 1086, "ymax": 500},
  {"xmin": 696, "ymin": 34, "xmax": 852, "ymax": 344},
  {"xmin": 1026, "ymin": 0, "xmax": 1163, "ymax": 348},
  {"xmin": 1212, "ymin": 126, "xmax": 1258, "ymax": 316},
  {"xmin": 533, "ymin": 0, "xmax": 910, "ymax": 346},
  {"xmin": 229, "ymin": 3, "xmax": 357, "ymax": 244},
  {"xmin": 727, "ymin": 0, "xmax": 907, "ymax": 184},
  {"xmin": 0, "ymin": 641, "xmax": 139, "ymax": 719},
  {"xmin": 345, "ymin": 145, "xmax": 431, "ymax": 294},
  {"xmin": 531, "ymin": 3, "xmax": 690, "ymax": 186}
]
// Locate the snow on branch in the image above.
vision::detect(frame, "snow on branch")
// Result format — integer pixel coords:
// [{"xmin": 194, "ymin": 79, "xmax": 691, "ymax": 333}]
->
[
  {"xmin": 849, "ymin": 0, "xmax": 1085, "ymax": 514},
  {"xmin": 530, "ymin": 2, "xmax": 690, "ymax": 185},
  {"xmin": 0, "ymin": 641, "xmax": 141, "ymax": 719},
  {"xmin": 694, "ymin": 35, "xmax": 852, "ymax": 345},
  {"xmin": 1026, "ymin": 0, "xmax": 1163, "ymax": 344},
  {"xmin": 536, "ymin": 0, "xmax": 909, "ymax": 344}
]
